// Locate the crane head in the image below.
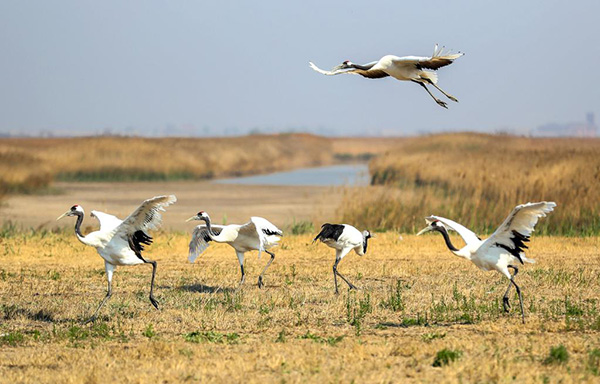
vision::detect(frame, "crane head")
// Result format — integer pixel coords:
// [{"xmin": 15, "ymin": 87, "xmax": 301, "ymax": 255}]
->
[
  {"xmin": 416, "ymin": 219, "xmax": 445, "ymax": 236},
  {"xmin": 333, "ymin": 60, "xmax": 353, "ymax": 71},
  {"xmin": 56, "ymin": 205, "xmax": 84, "ymax": 221},
  {"xmin": 362, "ymin": 230, "xmax": 373, "ymax": 239},
  {"xmin": 185, "ymin": 210, "xmax": 209, "ymax": 222}
]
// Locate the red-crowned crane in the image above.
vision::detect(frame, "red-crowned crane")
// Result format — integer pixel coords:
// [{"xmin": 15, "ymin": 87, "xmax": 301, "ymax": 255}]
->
[
  {"xmin": 417, "ymin": 201, "xmax": 556, "ymax": 323},
  {"xmin": 186, "ymin": 211, "xmax": 282, "ymax": 289},
  {"xmin": 57, "ymin": 195, "xmax": 177, "ymax": 323},
  {"xmin": 309, "ymin": 44, "xmax": 463, "ymax": 108},
  {"xmin": 313, "ymin": 223, "xmax": 372, "ymax": 294}
]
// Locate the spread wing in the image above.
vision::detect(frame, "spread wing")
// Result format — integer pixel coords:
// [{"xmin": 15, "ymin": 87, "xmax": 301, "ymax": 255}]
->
[
  {"xmin": 481, "ymin": 202, "xmax": 556, "ymax": 264},
  {"xmin": 425, "ymin": 215, "xmax": 481, "ymax": 245},
  {"xmin": 90, "ymin": 210, "xmax": 122, "ymax": 232},
  {"xmin": 188, "ymin": 224, "xmax": 224, "ymax": 263},
  {"xmin": 113, "ymin": 195, "xmax": 177, "ymax": 257},
  {"xmin": 392, "ymin": 44, "xmax": 463, "ymax": 70},
  {"xmin": 238, "ymin": 217, "xmax": 282, "ymax": 256}
]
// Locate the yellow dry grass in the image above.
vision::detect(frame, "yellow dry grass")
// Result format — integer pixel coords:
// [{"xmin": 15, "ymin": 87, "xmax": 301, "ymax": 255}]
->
[
  {"xmin": 341, "ymin": 133, "xmax": 600, "ymax": 235},
  {"xmin": 1, "ymin": 231, "xmax": 599, "ymax": 383}
]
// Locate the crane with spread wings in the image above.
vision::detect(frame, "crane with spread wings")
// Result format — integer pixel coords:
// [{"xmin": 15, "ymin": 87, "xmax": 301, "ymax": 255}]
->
[{"xmin": 57, "ymin": 195, "xmax": 177, "ymax": 323}]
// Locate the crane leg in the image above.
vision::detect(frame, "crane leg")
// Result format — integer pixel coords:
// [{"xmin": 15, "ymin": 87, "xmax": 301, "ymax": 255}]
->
[
  {"xmin": 84, "ymin": 262, "xmax": 115, "ymax": 324},
  {"xmin": 502, "ymin": 265, "xmax": 519, "ymax": 312},
  {"xmin": 145, "ymin": 259, "xmax": 159, "ymax": 309},
  {"xmin": 236, "ymin": 252, "xmax": 246, "ymax": 290},
  {"xmin": 333, "ymin": 259, "xmax": 339, "ymax": 294},
  {"xmin": 333, "ymin": 258, "xmax": 358, "ymax": 293},
  {"xmin": 257, "ymin": 250, "xmax": 275, "ymax": 289},
  {"xmin": 431, "ymin": 82, "xmax": 459, "ymax": 102},
  {"xmin": 413, "ymin": 80, "xmax": 448, "ymax": 109},
  {"xmin": 511, "ymin": 278, "xmax": 525, "ymax": 324}
]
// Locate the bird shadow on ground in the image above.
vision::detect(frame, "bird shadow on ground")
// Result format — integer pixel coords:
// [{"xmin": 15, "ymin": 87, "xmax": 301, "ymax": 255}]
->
[
  {"xmin": 3, "ymin": 306, "xmax": 56, "ymax": 323},
  {"xmin": 178, "ymin": 284, "xmax": 235, "ymax": 294}
]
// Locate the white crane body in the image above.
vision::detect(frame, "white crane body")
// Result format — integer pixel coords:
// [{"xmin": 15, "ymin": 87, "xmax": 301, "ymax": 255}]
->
[
  {"xmin": 187, "ymin": 212, "xmax": 282, "ymax": 288},
  {"xmin": 314, "ymin": 223, "xmax": 372, "ymax": 294},
  {"xmin": 418, "ymin": 201, "xmax": 556, "ymax": 322},
  {"xmin": 309, "ymin": 44, "xmax": 463, "ymax": 108},
  {"xmin": 57, "ymin": 195, "xmax": 177, "ymax": 323}
]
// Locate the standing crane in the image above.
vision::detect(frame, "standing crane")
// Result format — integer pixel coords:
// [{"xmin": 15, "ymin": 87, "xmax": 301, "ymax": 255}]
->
[
  {"xmin": 417, "ymin": 201, "xmax": 556, "ymax": 323},
  {"xmin": 186, "ymin": 211, "xmax": 282, "ymax": 288},
  {"xmin": 313, "ymin": 223, "xmax": 372, "ymax": 294},
  {"xmin": 57, "ymin": 195, "xmax": 177, "ymax": 323},
  {"xmin": 309, "ymin": 44, "xmax": 463, "ymax": 108}
]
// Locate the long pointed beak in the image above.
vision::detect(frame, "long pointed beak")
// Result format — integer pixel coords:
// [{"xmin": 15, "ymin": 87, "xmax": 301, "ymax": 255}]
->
[
  {"xmin": 56, "ymin": 211, "xmax": 70, "ymax": 221},
  {"xmin": 416, "ymin": 226, "xmax": 433, "ymax": 236},
  {"xmin": 185, "ymin": 216, "xmax": 198, "ymax": 222}
]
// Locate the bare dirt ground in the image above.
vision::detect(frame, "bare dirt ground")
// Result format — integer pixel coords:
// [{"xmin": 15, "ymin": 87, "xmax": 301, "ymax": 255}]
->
[{"xmin": 0, "ymin": 181, "xmax": 341, "ymax": 232}]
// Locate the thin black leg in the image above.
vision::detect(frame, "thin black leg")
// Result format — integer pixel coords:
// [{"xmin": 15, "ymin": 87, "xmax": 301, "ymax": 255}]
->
[
  {"xmin": 236, "ymin": 264, "xmax": 246, "ymax": 290},
  {"xmin": 258, "ymin": 250, "xmax": 275, "ymax": 289},
  {"xmin": 512, "ymin": 278, "xmax": 525, "ymax": 324},
  {"xmin": 333, "ymin": 258, "xmax": 357, "ymax": 292},
  {"xmin": 503, "ymin": 265, "xmax": 519, "ymax": 312},
  {"xmin": 413, "ymin": 80, "xmax": 448, "ymax": 109},
  {"xmin": 146, "ymin": 260, "xmax": 159, "ymax": 309},
  {"xmin": 333, "ymin": 259, "xmax": 340, "ymax": 294},
  {"xmin": 84, "ymin": 280, "xmax": 112, "ymax": 324}
]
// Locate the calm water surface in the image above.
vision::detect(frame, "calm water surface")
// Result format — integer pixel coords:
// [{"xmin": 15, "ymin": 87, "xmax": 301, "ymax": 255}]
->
[{"xmin": 214, "ymin": 164, "xmax": 370, "ymax": 186}]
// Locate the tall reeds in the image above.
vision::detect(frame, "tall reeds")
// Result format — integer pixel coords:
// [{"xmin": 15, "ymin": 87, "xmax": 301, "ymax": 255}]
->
[{"xmin": 340, "ymin": 133, "xmax": 600, "ymax": 235}]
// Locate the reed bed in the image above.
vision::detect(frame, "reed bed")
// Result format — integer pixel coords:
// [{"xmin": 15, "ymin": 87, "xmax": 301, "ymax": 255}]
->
[{"xmin": 340, "ymin": 133, "xmax": 600, "ymax": 235}]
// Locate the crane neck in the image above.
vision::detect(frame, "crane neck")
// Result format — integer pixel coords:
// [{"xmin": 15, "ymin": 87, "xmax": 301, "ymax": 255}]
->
[
  {"xmin": 434, "ymin": 226, "xmax": 459, "ymax": 252},
  {"xmin": 351, "ymin": 62, "xmax": 376, "ymax": 71},
  {"xmin": 202, "ymin": 216, "xmax": 218, "ymax": 240},
  {"xmin": 362, "ymin": 234, "xmax": 370, "ymax": 254},
  {"xmin": 73, "ymin": 211, "xmax": 86, "ymax": 243}
]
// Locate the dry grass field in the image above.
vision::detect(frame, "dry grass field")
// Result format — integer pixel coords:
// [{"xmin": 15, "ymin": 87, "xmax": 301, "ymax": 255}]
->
[
  {"xmin": 1, "ymin": 230, "xmax": 599, "ymax": 383},
  {"xmin": 340, "ymin": 133, "xmax": 600, "ymax": 235}
]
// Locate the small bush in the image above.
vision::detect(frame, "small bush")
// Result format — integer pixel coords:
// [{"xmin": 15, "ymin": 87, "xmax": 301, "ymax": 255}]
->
[
  {"xmin": 543, "ymin": 345, "xmax": 569, "ymax": 365},
  {"xmin": 433, "ymin": 348, "xmax": 462, "ymax": 367},
  {"xmin": 143, "ymin": 324, "xmax": 156, "ymax": 339}
]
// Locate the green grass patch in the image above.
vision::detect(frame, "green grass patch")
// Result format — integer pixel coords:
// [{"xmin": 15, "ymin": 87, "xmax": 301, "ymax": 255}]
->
[
  {"xmin": 433, "ymin": 348, "xmax": 462, "ymax": 367},
  {"xmin": 183, "ymin": 331, "xmax": 240, "ymax": 344},
  {"xmin": 300, "ymin": 331, "xmax": 344, "ymax": 346},
  {"xmin": 0, "ymin": 331, "xmax": 25, "ymax": 346},
  {"xmin": 543, "ymin": 344, "xmax": 569, "ymax": 365}
]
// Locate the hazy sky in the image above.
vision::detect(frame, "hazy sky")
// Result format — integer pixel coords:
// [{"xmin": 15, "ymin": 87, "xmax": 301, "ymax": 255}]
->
[{"xmin": 1, "ymin": 1, "xmax": 599, "ymax": 136}]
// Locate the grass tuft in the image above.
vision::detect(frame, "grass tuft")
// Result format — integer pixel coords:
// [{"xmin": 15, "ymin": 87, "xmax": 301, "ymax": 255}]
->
[
  {"xmin": 432, "ymin": 348, "xmax": 462, "ymax": 367},
  {"xmin": 544, "ymin": 344, "xmax": 569, "ymax": 365}
]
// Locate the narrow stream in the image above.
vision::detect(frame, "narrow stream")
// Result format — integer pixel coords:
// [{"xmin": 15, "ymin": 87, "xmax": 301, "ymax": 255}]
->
[{"xmin": 213, "ymin": 163, "xmax": 370, "ymax": 186}]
